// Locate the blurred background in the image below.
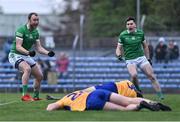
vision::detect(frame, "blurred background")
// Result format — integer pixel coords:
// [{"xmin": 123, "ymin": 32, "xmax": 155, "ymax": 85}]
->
[{"xmin": 0, "ymin": 0, "xmax": 180, "ymax": 94}]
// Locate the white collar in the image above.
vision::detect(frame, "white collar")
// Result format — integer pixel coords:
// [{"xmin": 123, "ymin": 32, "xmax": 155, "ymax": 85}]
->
[{"xmin": 127, "ymin": 29, "xmax": 137, "ymax": 33}]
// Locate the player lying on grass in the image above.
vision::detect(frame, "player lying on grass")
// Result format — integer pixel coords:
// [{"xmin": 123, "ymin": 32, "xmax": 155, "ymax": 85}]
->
[
  {"xmin": 46, "ymin": 89, "xmax": 171, "ymax": 112},
  {"xmin": 83, "ymin": 80, "xmax": 143, "ymax": 98},
  {"xmin": 46, "ymin": 80, "xmax": 142, "ymax": 101}
]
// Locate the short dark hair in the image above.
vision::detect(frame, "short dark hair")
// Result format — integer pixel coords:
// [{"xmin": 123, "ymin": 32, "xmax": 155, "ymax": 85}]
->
[
  {"xmin": 28, "ymin": 12, "xmax": 38, "ymax": 20},
  {"xmin": 126, "ymin": 16, "xmax": 135, "ymax": 23}
]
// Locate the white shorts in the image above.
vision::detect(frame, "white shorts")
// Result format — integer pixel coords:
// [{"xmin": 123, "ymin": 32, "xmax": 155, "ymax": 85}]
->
[
  {"xmin": 8, "ymin": 52, "xmax": 36, "ymax": 68},
  {"xmin": 125, "ymin": 56, "xmax": 149, "ymax": 69}
]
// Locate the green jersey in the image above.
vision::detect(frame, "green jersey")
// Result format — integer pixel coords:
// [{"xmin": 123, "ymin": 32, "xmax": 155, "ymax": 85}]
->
[
  {"xmin": 10, "ymin": 24, "xmax": 39, "ymax": 54},
  {"xmin": 118, "ymin": 29, "xmax": 145, "ymax": 60}
]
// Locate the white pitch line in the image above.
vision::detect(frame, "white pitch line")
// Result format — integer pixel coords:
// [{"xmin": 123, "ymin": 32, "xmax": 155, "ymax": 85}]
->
[{"xmin": 0, "ymin": 100, "xmax": 18, "ymax": 106}]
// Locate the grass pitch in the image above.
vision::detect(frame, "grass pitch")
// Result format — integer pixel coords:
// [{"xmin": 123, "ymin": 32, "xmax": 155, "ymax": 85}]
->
[{"xmin": 0, "ymin": 93, "xmax": 180, "ymax": 121}]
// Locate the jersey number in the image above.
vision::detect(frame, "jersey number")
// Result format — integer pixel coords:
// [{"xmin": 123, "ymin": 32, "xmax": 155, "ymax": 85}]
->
[
  {"xmin": 67, "ymin": 91, "xmax": 83, "ymax": 101},
  {"xmin": 127, "ymin": 82, "xmax": 136, "ymax": 90}
]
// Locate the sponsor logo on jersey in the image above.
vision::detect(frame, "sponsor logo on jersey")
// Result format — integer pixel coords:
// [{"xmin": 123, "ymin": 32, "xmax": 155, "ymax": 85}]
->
[
  {"xmin": 30, "ymin": 34, "xmax": 33, "ymax": 39},
  {"xmin": 132, "ymin": 37, "xmax": 135, "ymax": 40}
]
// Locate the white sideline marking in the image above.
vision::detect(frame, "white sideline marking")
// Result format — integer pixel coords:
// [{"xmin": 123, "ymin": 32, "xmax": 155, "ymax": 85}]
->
[{"xmin": 0, "ymin": 101, "xmax": 17, "ymax": 106}]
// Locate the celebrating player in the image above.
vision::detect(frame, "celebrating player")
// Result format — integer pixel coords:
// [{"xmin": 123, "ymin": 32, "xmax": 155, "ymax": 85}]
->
[
  {"xmin": 8, "ymin": 12, "xmax": 55, "ymax": 101},
  {"xmin": 46, "ymin": 89, "xmax": 171, "ymax": 112},
  {"xmin": 116, "ymin": 16, "xmax": 164, "ymax": 99}
]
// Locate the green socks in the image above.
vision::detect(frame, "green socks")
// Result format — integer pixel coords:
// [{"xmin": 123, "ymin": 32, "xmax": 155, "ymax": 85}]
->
[
  {"xmin": 22, "ymin": 85, "xmax": 40, "ymax": 98},
  {"xmin": 33, "ymin": 91, "xmax": 39, "ymax": 98},
  {"xmin": 22, "ymin": 85, "xmax": 28, "ymax": 96},
  {"xmin": 157, "ymin": 92, "xmax": 164, "ymax": 100}
]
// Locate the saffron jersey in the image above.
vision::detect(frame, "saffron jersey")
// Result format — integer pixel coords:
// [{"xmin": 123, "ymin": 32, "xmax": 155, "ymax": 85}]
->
[
  {"xmin": 56, "ymin": 90, "xmax": 90, "ymax": 111},
  {"xmin": 115, "ymin": 80, "xmax": 138, "ymax": 97},
  {"xmin": 94, "ymin": 80, "xmax": 138, "ymax": 97}
]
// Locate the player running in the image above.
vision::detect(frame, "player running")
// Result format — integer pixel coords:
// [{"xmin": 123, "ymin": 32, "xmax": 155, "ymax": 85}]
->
[{"xmin": 116, "ymin": 16, "xmax": 164, "ymax": 100}]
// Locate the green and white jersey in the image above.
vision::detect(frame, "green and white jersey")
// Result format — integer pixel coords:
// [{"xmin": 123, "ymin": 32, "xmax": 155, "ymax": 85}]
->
[
  {"xmin": 118, "ymin": 29, "xmax": 145, "ymax": 60},
  {"xmin": 10, "ymin": 24, "xmax": 39, "ymax": 54}
]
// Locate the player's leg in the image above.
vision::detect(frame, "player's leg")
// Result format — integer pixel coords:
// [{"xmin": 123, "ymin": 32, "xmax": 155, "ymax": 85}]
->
[
  {"xmin": 31, "ymin": 63, "xmax": 43, "ymax": 100},
  {"xmin": 86, "ymin": 89, "xmax": 137, "ymax": 111},
  {"xmin": 109, "ymin": 92, "xmax": 157, "ymax": 106},
  {"xmin": 18, "ymin": 61, "xmax": 32, "ymax": 95},
  {"xmin": 141, "ymin": 63, "xmax": 164, "ymax": 99},
  {"xmin": 103, "ymin": 102, "xmax": 139, "ymax": 111},
  {"xmin": 9, "ymin": 54, "xmax": 30, "ymax": 95},
  {"xmin": 9, "ymin": 53, "xmax": 34, "ymax": 101},
  {"xmin": 109, "ymin": 92, "xmax": 143, "ymax": 106},
  {"xmin": 155, "ymin": 102, "xmax": 172, "ymax": 111},
  {"xmin": 103, "ymin": 100, "xmax": 160, "ymax": 111},
  {"xmin": 17, "ymin": 60, "xmax": 33, "ymax": 101},
  {"xmin": 105, "ymin": 92, "xmax": 160, "ymax": 111},
  {"xmin": 127, "ymin": 64, "xmax": 141, "ymax": 92}
]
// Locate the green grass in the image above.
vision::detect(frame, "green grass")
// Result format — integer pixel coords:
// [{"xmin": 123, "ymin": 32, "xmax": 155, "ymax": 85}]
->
[{"xmin": 0, "ymin": 93, "xmax": 180, "ymax": 121}]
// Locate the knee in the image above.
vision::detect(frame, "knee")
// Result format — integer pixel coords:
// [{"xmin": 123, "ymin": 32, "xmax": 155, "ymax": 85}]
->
[
  {"xmin": 36, "ymin": 74, "xmax": 43, "ymax": 82},
  {"xmin": 23, "ymin": 66, "xmax": 31, "ymax": 74}
]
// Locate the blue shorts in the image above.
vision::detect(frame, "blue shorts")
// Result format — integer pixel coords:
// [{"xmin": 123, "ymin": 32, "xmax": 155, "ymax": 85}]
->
[
  {"xmin": 95, "ymin": 82, "xmax": 118, "ymax": 93},
  {"xmin": 86, "ymin": 89, "xmax": 111, "ymax": 110}
]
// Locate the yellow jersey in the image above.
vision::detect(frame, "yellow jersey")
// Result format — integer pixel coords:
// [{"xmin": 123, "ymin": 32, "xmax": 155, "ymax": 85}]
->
[
  {"xmin": 56, "ymin": 90, "xmax": 90, "ymax": 111},
  {"xmin": 115, "ymin": 80, "xmax": 137, "ymax": 97}
]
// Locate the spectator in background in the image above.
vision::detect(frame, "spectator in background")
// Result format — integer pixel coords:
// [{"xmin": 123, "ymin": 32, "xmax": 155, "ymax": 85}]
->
[
  {"xmin": 147, "ymin": 41, "xmax": 154, "ymax": 61},
  {"xmin": 37, "ymin": 58, "xmax": 50, "ymax": 81},
  {"xmin": 174, "ymin": 42, "xmax": 179, "ymax": 59},
  {"xmin": 155, "ymin": 37, "xmax": 167, "ymax": 63},
  {"xmin": 2, "ymin": 37, "xmax": 13, "ymax": 63},
  {"xmin": 56, "ymin": 52, "xmax": 69, "ymax": 79},
  {"xmin": 165, "ymin": 40, "xmax": 179, "ymax": 63}
]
